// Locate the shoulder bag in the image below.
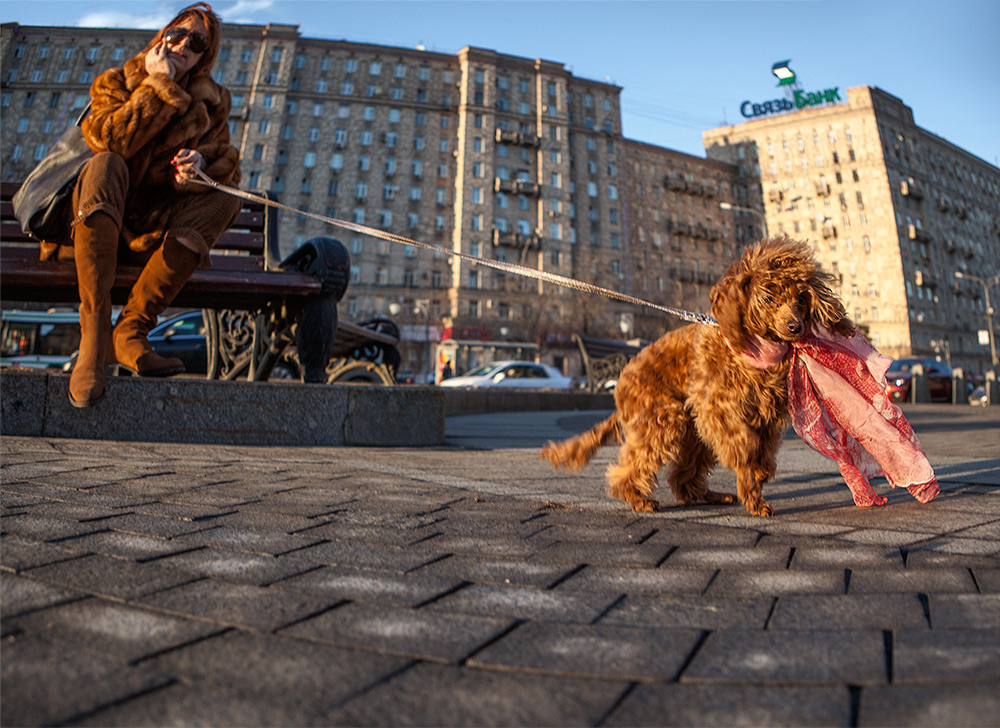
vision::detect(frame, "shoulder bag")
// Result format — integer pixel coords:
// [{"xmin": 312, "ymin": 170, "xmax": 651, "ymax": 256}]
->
[{"xmin": 12, "ymin": 103, "xmax": 93, "ymax": 241}]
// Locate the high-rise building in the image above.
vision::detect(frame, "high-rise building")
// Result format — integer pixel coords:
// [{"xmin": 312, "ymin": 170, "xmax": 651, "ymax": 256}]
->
[{"xmin": 704, "ymin": 86, "xmax": 1000, "ymax": 377}]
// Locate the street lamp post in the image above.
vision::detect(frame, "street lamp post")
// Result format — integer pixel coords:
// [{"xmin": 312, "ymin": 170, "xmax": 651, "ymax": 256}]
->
[
  {"xmin": 414, "ymin": 300, "xmax": 432, "ymax": 382},
  {"xmin": 955, "ymin": 271, "xmax": 1000, "ymax": 375},
  {"xmin": 719, "ymin": 202, "xmax": 768, "ymax": 238}
]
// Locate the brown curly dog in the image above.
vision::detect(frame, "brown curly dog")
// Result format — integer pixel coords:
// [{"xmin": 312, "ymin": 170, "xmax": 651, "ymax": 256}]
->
[{"xmin": 541, "ymin": 237, "xmax": 854, "ymax": 516}]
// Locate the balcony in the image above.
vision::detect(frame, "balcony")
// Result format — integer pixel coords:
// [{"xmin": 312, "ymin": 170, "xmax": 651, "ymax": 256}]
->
[
  {"xmin": 768, "ymin": 189, "xmax": 783, "ymax": 203},
  {"xmin": 900, "ymin": 179, "xmax": 923, "ymax": 199},
  {"xmin": 814, "ymin": 182, "xmax": 831, "ymax": 197},
  {"xmin": 907, "ymin": 224, "xmax": 930, "ymax": 242},
  {"xmin": 495, "ymin": 129, "xmax": 539, "ymax": 147},
  {"xmin": 821, "ymin": 226, "xmax": 837, "ymax": 239},
  {"xmin": 493, "ymin": 229, "xmax": 541, "ymax": 249},
  {"xmin": 936, "ymin": 196, "xmax": 950, "ymax": 212},
  {"xmin": 514, "ymin": 179, "xmax": 541, "ymax": 196},
  {"xmin": 664, "ymin": 176, "xmax": 688, "ymax": 192},
  {"xmin": 494, "ymin": 178, "xmax": 516, "ymax": 194}
]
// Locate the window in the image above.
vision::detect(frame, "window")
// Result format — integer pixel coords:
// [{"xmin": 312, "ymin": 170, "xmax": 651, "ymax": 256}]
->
[
  {"xmin": 363, "ymin": 106, "xmax": 375, "ymax": 121},
  {"xmin": 394, "ymin": 63, "xmax": 406, "ymax": 78},
  {"xmin": 412, "ymin": 160, "xmax": 423, "ymax": 177},
  {"xmin": 358, "ymin": 155, "xmax": 370, "ymax": 171},
  {"xmin": 330, "ymin": 153, "xmax": 343, "ymax": 170},
  {"xmin": 271, "ymin": 47, "xmax": 283, "ymax": 63},
  {"xmin": 316, "ymin": 78, "xmax": 327, "ymax": 93},
  {"xmin": 361, "ymin": 130, "xmax": 372, "ymax": 146},
  {"xmin": 312, "ymin": 102, "xmax": 323, "ymax": 117},
  {"xmin": 252, "ymin": 144, "xmax": 264, "ymax": 161},
  {"xmin": 281, "ymin": 124, "xmax": 294, "ymax": 140},
  {"xmin": 308, "ymin": 126, "xmax": 319, "ymax": 142},
  {"xmin": 257, "ymin": 119, "xmax": 269, "ymax": 134},
  {"xmin": 355, "ymin": 181, "xmax": 367, "ymax": 198},
  {"xmin": 87, "ymin": 46, "xmax": 100, "ymax": 62},
  {"xmin": 303, "ymin": 152, "xmax": 316, "ymax": 168},
  {"xmin": 262, "ymin": 94, "xmax": 273, "ymax": 109},
  {"xmin": 407, "ymin": 212, "xmax": 419, "ymax": 229},
  {"xmin": 341, "ymin": 80, "xmax": 353, "ymax": 95},
  {"xmin": 300, "ymin": 177, "xmax": 312, "ymax": 194},
  {"xmin": 409, "ymin": 186, "xmax": 421, "ymax": 201},
  {"xmin": 241, "ymin": 48, "xmax": 254, "ymax": 63},
  {"xmin": 389, "ymin": 108, "xmax": 401, "ymax": 123}
]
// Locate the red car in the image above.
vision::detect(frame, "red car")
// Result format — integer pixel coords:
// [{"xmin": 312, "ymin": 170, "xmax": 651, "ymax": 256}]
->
[{"xmin": 885, "ymin": 357, "xmax": 953, "ymax": 403}]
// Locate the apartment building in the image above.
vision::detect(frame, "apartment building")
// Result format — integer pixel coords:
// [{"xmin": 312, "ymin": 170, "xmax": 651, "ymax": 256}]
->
[
  {"xmin": 622, "ymin": 140, "xmax": 748, "ymax": 341},
  {"xmin": 704, "ymin": 86, "xmax": 1000, "ymax": 377}
]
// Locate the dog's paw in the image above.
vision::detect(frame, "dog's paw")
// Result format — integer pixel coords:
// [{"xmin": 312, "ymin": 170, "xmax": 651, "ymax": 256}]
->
[
  {"xmin": 746, "ymin": 501, "xmax": 774, "ymax": 517},
  {"xmin": 627, "ymin": 495, "xmax": 660, "ymax": 513},
  {"xmin": 705, "ymin": 490, "xmax": 738, "ymax": 505}
]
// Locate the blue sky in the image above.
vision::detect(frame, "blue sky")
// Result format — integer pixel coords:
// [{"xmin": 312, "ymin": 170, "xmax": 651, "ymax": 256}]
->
[{"xmin": 6, "ymin": 0, "xmax": 998, "ymax": 166}]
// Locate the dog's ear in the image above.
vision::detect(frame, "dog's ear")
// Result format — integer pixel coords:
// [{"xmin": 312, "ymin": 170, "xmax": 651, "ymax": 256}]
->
[
  {"xmin": 810, "ymin": 270, "xmax": 855, "ymax": 338},
  {"xmin": 710, "ymin": 267, "xmax": 752, "ymax": 350}
]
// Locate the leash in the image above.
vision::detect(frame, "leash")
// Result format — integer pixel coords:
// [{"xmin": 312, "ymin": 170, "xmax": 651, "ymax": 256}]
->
[{"xmin": 191, "ymin": 169, "xmax": 717, "ymax": 326}]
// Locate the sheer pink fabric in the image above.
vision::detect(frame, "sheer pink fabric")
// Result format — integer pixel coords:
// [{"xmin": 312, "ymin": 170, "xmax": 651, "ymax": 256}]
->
[{"xmin": 787, "ymin": 326, "xmax": 939, "ymax": 506}]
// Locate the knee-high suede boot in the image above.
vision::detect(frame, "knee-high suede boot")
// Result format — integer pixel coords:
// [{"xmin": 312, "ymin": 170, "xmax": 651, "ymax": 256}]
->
[
  {"xmin": 69, "ymin": 212, "xmax": 118, "ymax": 407},
  {"xmin": 112, "ymin": 237, "xmax": 200, "ymax": 376}
]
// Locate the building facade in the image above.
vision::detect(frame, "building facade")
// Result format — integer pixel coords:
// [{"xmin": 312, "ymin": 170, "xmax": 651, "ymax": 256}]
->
[{"xmin": 704, "ymin": 86, "xmax": 1000, "ymax": 377}]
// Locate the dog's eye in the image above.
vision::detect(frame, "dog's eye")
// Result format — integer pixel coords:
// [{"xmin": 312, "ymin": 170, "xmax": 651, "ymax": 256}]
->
[{"xmin": 797, "ymin": 292, "xmax": 808, "ymax": 305}]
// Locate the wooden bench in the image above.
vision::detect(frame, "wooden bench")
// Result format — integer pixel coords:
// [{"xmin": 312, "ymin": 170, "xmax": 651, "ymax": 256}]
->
[
  {"xmin": 1, "ymin": 181, "xmax": 399, "ymax": 384},
  {"xmin": 573, "ymin": 334, "xmax": 643, "ymax": 392}
]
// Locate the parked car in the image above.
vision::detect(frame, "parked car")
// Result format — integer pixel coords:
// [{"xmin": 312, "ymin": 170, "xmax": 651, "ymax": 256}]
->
[
  {"xmin": 884, "ymin": 357, "xmax": 953, "ymax": 403},
  {"xmin": 437, "ymin": 360, "xmax": 574, "ymax": 389},
  {"xmin": 148, "ymin": 311, "xmax": 209, "ymax": 374},
  {"xmin": 1, "ymin": 309, "xmax": 80, "ymax": 370}
]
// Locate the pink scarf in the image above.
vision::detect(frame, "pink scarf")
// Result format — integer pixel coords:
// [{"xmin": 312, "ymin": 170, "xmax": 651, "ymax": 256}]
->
[{"xmin": 738, "ymin": 327, "xmax": 939, "ymax": 506}]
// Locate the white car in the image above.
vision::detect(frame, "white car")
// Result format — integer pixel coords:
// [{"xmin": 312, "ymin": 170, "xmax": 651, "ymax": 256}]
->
[{"xmin": 438, "ymin": 360, "xmax": 574, "ymax": 389}]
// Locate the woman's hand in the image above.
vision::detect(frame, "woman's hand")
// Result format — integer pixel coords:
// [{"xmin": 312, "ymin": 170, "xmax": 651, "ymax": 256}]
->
[
  {"xmin": 172, "ymin": 148, "xmax": 205, "ymax": 186},
  {"xmin": 144, "ymin": 41, "xmax": 175, "ymax": 79}
]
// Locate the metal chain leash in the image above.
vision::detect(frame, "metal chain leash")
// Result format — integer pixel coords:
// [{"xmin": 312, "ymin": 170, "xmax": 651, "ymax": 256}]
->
[{"xmin": 192, "ymin": 169, "xmax": 718, "ymax": 326}]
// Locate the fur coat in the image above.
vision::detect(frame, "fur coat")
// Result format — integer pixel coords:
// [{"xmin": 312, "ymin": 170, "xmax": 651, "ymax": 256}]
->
[{"xmin": 81, "ymin": 53, "xmax": 240, "ymax": 251}]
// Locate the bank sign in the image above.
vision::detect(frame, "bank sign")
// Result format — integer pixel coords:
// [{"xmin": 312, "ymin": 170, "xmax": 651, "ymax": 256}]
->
[{"xmin": 740, "ymin": 60, "xmax": 841, "ymax": 119}]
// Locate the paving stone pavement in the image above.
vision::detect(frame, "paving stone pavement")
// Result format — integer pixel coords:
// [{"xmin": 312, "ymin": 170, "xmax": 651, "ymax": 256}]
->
[{"xmin": 2, "ymin": 403, "xmax": 999, "ymax": 727}]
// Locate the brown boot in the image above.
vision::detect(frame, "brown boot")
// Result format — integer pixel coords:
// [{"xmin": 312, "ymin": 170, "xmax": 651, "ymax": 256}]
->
[
  {"xmin": 113, "ymin": 237, "xmax": 200, "ymax": 376},
  {"xmin": 69, "ymin": 212, "xmax": 118, "ymax": 407}
]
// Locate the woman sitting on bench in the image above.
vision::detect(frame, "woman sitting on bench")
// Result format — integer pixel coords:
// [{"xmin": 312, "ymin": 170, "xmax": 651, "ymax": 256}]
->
[{"xmin": 60, "ymin": 2, "xmax": 241, "ymax": 407}]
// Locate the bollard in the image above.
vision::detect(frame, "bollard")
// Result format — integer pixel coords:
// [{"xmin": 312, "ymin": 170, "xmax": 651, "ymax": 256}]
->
[
  {"xmin": 987, "ymin": 371, "xmax": 999, "ymax": 406},
  {"xmin": 952, "ymin": 367, "xmax": 966, "ymax": 405},
  {"xmin": 909, "ymin": 363, "xmax": 930, "ymax": 403}
]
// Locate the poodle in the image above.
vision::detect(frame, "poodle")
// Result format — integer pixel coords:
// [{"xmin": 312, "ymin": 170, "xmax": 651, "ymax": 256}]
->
[{"xmin": 541, "ymin": 236, "xmax": 854, "ymax": 516}]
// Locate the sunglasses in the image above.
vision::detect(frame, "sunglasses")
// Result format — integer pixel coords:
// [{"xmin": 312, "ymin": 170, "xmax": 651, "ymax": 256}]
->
[{"xmin": 163, "ymin": 27, "xmax": 209, "ymax": 54}]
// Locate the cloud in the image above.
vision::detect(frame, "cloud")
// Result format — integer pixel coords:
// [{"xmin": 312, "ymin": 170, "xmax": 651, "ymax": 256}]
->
[
  {"xmin": 218, "ymin": 0, "xmax": 276, "ymax": 23},
  {"xmin": 73, "ymin": 1, "xmax": 276, "ymax": 29},
  {"xmin": 75, "ymin": 10, "xmax": 173, "ymax": 29}
]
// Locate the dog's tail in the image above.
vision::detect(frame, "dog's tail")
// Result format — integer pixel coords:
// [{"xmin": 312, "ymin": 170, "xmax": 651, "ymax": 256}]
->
[{"xmin": 540, "ymin": 412, "xmax": 621, "ymax": 471}]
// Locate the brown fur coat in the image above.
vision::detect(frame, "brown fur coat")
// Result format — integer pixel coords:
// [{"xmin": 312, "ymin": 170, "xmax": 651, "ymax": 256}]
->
[{"xmin": 81, "ymin": 53, "xmax": 239, "ymax": 250}]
